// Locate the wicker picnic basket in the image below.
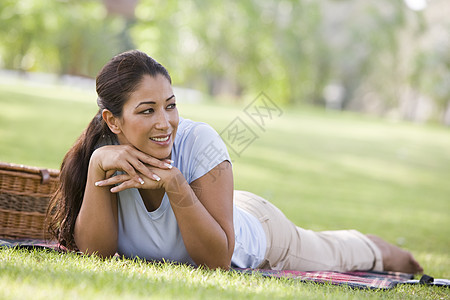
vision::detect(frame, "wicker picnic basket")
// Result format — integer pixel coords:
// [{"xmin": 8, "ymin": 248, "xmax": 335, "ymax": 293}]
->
[{"xmin": 0, "ymin": 162, "xmax": 60, "ymax": 239}]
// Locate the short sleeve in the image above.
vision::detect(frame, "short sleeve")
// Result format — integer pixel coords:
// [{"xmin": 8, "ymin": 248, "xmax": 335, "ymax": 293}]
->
[{"xmin": 173, "ymin": 119, "xmax": 231, "ymax": 184}]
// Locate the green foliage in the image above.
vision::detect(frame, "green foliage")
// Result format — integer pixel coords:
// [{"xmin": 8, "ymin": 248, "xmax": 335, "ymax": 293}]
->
[
  {"xmin": 0, "ymin": 1, "xmax": 449, "ymax": 119},
  {"xmin": 129, "ymin": 0, "xmax": 450, "ymax": 121},
  {"xmin": 0, "ymin": 0, "xmax": 131, "ymax": 76},
  {"xmin": 410, "ymin": 36, "xmax": 450, "ymax": 111}
]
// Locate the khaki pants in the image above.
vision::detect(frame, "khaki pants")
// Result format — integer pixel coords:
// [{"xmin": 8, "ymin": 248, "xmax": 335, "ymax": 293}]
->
[{"xmin": 234, "ymin": 190, "xmax": 383, "ymax": 272}]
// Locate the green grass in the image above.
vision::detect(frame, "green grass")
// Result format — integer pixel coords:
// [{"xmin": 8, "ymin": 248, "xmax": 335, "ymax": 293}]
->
[
  {"xmin": 1, "ymin": 249, "xmax": 449, "ymax": 300},
  {"xmin": 0, "ymin": 78, "xmax": 449, "ymax": 299},
  {"xmin": 0, "ymin": 79, "xmax": 98, "ymax": 168}
]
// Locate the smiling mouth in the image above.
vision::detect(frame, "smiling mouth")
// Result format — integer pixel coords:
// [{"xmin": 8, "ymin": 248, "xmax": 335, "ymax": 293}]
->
[{"xmin": 149, "ymin": 135, "xmax": 170, "ymax": 142}]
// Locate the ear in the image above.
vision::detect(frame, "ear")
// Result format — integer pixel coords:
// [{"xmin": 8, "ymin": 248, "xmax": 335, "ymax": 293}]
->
[{"xmin": 102, "ymin": 109, "xmax": 122, "ymax": 134}]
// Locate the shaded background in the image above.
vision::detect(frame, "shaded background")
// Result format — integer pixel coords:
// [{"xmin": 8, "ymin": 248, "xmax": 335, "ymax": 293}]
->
[{"xmin": 0, "ymin": 0, "xmax": 449, "ymax": 124}]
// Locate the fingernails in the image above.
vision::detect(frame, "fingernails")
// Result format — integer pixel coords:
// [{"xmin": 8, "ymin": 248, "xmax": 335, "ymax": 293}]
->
[
  {"xmin": 153, "ymin": 174, "xmax": 161, "ymax": 181},
  {"xmin": 138, "ymin": 177, "xmax": 145, "ymax": 185},
  {"xmin": 167, "ymin": 159, "xmax": 174, "ymax": 164},
  {"xmin": 95, "ymin": 181, "xmax": 101, "ymax": 186},
  {"xmin": 164, "ymin": 163, "xmax": 173, "ymax": 169}
]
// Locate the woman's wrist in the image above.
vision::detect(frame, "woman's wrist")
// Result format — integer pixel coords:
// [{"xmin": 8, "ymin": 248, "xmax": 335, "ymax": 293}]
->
[
  {"xmin": 162, "ymin": 167, "xmax": 183, "ymax": 191},
  {"xmin": 88, "ymin": 150, "xmax": 109, "ymax": 182},
  {"xmin": 164, "ymin": 168, "xmax": 199, "ymax": 208}
]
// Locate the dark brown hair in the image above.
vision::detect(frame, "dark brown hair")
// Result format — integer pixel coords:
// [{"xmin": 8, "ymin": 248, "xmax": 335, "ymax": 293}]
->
[{"xmin": 47, "ymin": 50, "xmax": 171, "ymax": 249}]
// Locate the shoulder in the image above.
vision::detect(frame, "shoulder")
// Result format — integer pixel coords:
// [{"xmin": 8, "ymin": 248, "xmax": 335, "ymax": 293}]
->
[
  {"xmin": 173, "ymin": 117, "xmax": 231, "ymax": 183},
  {"xmin": 174, "ymin": 117, "xmax": 225, "ymax": 155},
  {"xmin": 176, "ymin": 117, "xmax": 220, "ymax": 143}
]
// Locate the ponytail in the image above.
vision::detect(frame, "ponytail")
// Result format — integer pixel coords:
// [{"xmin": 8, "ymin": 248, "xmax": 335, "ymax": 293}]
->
[
  {"xmin": 47, "ymin": 50, "xmax": 171, "ymax": 249},
  {"xmin": 47, "ymin": 111, "xmax": 114, "ymax": 249}
]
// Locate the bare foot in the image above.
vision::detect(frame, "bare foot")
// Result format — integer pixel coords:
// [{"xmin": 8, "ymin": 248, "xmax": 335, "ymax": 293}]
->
[{"xmin": 366, "ymin": 234, "xmax": 423, "ymax": 274}]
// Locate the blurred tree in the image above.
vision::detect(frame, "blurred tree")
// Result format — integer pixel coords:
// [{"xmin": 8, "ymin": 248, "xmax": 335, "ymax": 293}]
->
[
  {"xmin": 0, "ymin": 0, "xmax": 134, "ymax": 77},
  {"xmin": 0, "ymin": 0, "xmax": 448, "ymax": 124},
  {"xmin": 410, "ymin": 32, "xmax": 450, "ymax": 123},
  {"xmin": 272, "ymin": 1, "xmax": 328, "ymax": 105},
  {"xmin": 0, "ymin": 0, "xmax": 47, "ymax": 71},
  {"xmin": 132, "ymin": 0, "xmax": 326, "ymax": 105},
  {"xmin": 318, "ymin": 1, "xmax": 410, "ymax": 114},
  {"xmin": 51, "ymin": 1, "xmax": 127, "ymax": 76},
  {"xmin": 103, "ymin": 0, "xmax": 138, "ymax": 19}
]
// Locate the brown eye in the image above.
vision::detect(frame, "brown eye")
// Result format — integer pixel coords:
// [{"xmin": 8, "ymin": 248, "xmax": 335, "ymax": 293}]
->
[{"xmin": 142, "ymin": 108, "xmax": 154, "ymax": 114}]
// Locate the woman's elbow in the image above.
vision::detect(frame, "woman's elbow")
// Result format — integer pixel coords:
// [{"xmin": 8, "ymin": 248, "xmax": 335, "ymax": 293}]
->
[
  {"xmin": 80, "ymin": 246, "xmax": 117, "ymax": 259},
  {"xmin": 74, "ymin": 233, "xmax": 118, "ymax": 258},
  {"xmin": 200, "ymin": 258, "xmax": 232, "ymax": 271},
  {"xmin": 198, "ymin": 250, "xmax": 233, "ymax": 270}
]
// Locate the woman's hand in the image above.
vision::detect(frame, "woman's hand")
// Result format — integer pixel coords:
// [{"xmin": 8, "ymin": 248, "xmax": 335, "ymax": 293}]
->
[
  {"xmin": 95, "ymin": 164, "xmax": 181, "ymax": 193},
  {"xmin": 91, "ymin": 144, "xmax": 175, "ymax": 192}
]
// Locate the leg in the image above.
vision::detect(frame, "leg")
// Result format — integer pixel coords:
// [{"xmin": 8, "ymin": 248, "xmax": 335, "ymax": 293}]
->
[
  {"xmin": 292, "ymin": 229, "xmax": 384, "ymax": 272},
  {"xmin": 366, "ymin": 234, "xmax": 423, "ymax": 274},
  {"xmin": 234, "ymin": 191, "xmax": 383, "ymax": 272}
]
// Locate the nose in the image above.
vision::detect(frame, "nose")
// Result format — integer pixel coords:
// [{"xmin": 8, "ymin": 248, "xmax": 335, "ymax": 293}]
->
[{"xmin": 154, "ymin": 109, "xmax": 170, "ymax": 131}]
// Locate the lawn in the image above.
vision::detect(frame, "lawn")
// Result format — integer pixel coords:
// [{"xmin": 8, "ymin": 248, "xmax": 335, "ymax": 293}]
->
[{"xmin": 0, "ymin": 77, "xmax": 449, "ymax": 299}]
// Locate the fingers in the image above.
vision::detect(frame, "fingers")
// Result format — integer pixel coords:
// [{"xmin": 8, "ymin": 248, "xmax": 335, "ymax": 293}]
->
[
  {"xmin": 164, "ymin": 159, "xmax": 175, "ymax": 165},
  {"xmin": 118, "ymin": 161, "xmax": 141, "ymax": 183},
  {"xmin": 105, "ymin": 170, "xmax": 116, "ymax": 179},
  {"xmin": 120, "ymin": 146, "xmax": 172, "ymax": 183},
  {"xmin": 128, "ymin": 157, "xmax": 167, "ymax": 183},
  {"xmin": 133, "ymin": 149, "xmax": 173, "ymax": 170},
  {"xmin": 95, "ymin": 174, "xmax": 157, "ymax": 193},
  {"xmin": 95, "ymin": 170, "xmax": 161, "ymax": 188},
  {"xmin": 95, "ymin": 174, "xmax": 130, "ymax": 189},
  {"xmin": 98, "ymin": 145, "xmax": 173, "ymax": 182},
  {"xmin": 110, "ymin": 179, "xmax": 142, "ymax": 193}
]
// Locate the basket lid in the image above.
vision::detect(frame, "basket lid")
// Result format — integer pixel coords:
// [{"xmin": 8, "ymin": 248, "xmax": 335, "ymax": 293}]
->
[{"xmin": 0, "ymin": 162, "xmax": 60, "ymax": 184}]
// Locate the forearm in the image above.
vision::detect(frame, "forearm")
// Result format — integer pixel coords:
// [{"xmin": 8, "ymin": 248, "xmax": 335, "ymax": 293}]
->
[
  {"xmin": 74, "ymin": 163, "xmax": 118, "ymax": 257},
  {"xmin": 165, "ymin": 178, "xmax": 234, "ymax": 269}
]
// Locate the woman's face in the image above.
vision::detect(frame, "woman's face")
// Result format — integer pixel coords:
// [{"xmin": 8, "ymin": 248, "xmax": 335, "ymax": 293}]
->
[{"xmin": 115, "ymin": 74, "xmax": 179, "ymax": 160}]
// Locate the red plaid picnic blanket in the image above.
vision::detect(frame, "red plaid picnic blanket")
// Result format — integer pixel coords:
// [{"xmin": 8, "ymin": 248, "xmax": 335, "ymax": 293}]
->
[{"xmin": 234, "ymin": 268, "xmax": 414, "ymax": 289}]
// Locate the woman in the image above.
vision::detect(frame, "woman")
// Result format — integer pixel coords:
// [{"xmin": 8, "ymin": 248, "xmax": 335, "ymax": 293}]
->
[{"xmin": 48, "ymin": 50, "xmax": 423, "ymax": 274}]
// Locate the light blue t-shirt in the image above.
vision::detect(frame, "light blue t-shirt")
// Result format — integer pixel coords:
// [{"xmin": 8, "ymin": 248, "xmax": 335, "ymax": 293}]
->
[{"xmin": 116, "ymin": 117, "xmax": 266, "ymax": 268}]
